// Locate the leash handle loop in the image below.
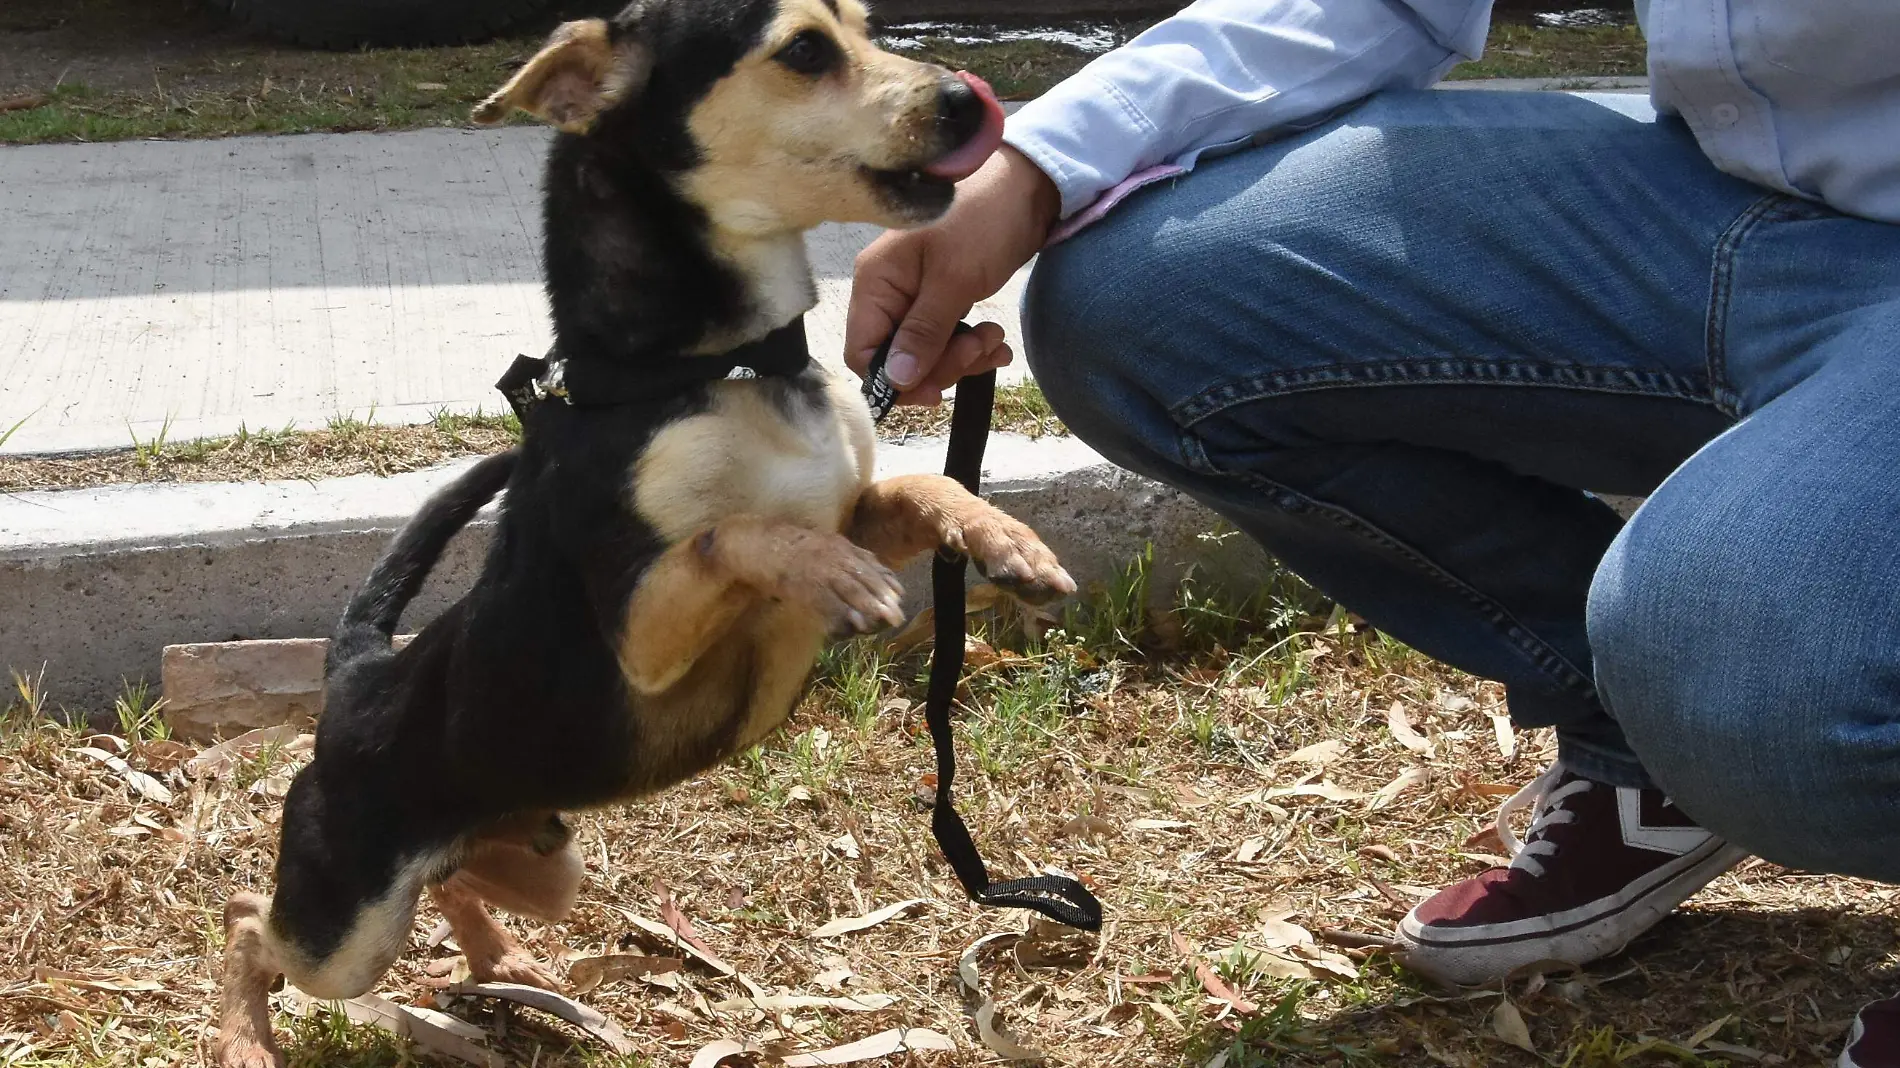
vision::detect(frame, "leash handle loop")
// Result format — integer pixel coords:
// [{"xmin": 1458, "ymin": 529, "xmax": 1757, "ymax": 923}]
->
[{"xmin": 867, "ymin": 326, "xmax": 1104, "ymax": 933}]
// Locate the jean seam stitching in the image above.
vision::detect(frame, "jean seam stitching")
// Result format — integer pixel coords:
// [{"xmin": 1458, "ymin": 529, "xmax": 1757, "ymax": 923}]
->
[
  {"xmin": 1170, "ymin": 360, "xmax": 1712, "ymax": 428},
  {"xmin": 1705, "ymin": 193, "xmax": 1803, "ymax": 415},
  {"xmin": 1217, "ymin": 464, "xmax": 1599, "ymax": 701}
]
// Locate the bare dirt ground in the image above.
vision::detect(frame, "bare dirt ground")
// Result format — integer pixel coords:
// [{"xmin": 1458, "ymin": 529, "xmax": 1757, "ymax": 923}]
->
[{"xmin": 1, "ymin": 567, "xmax": 1892, "ymax": 1068}]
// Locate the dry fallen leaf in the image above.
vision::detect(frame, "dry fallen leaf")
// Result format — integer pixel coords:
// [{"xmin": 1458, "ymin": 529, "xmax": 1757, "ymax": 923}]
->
[
  {"xmin": 32, "ymin": 969, "xmax": 163, "ymax": 993},
  {"xmin": 449, "ymin": 981, "xmax": 636, "ymax": 1054},
  {"xmin": 1227, "ymin": 945, "xmax": 1313, "ymax": 981},
  {"xmin": 618, "ymin": 911, "xmax": 738, "ymax": 978},
  {"xmin": 655, "ymin": 883, "xmax": 722, "ymax": 962},
  {"xmin": 1266, "ymin": 781, "xmax": 1369, "ymax": 803},
  {"xmin": 974, "ymin": 1000, "xmax": 1044, "ymax": 1061},
  {"xmin": 1280, "ymin": 739, "xmax": 1344, "ymax": 766},
  {"xmin": 1369, "ymin": 767, "xmax": 1430, "ymax": 811},
  {"xmin": 1128, "ymin": 818, "xmax": 1192, "ymax": 832},
  {"xmin": 1234, "ymin": 836, "xmax": 1267, "ymax": 863},
  {"xmin": 690, "ymin": 1028, "xmax": 955, "ymax": 1068},
  {"xmin": 566, "ymin": 954, "xmax": 681, "ymax": 995},
  {"xmin": 1013, "ymin": 916, "xmax": 1097, "ymax": 969},
  {"xmin": 711, "ymin": 992, "xmax": 898, "ymax": 1016},
  {"xmin": 1702, "ymin": 1040, "xmax": 1772, "ymax": 1062},
  {"xmin": 249, "ymin": 774, "xmax": 291, "ymax": 799},
  {"xmin": 811, "ymin": 959, "xmax": 855, "ymax": 991},
  {"xmin": 1684, "ymin": 1014, "xmax": 1734, "ymax": 1050},
  {"xmin": 960, "ymin": 933, "xmax": 1043, "ymax": 1061},
  {"xmin": 1256, "ymin": 917, "xmax": 1313, "ymax": 952},
  {"xmin": 413, "ymin": 81, "xmax": 449, "ymax": 90},
  {"xmin": 184, "ymin": 724, "xmax": 305, "ymax": 779},
  {"xmin": 1289, "ymin": 943, "xmax": 1361, "ymax": 981},
  {"xmin": 1491, "ymin": 713, "xmax": 1517, "ymax": 759},
  {"xmin": 1492, "ymin": 998, "xmax": 1535, "ymax": 1053},
  {"xmin": 1386, "ymin": 702, "xmax": 1432, "ymax": 754},
  {"xmin": 284, "ymin": 991, "xmax": 503, "ymax": 1068},
  {"xmin": 74, "ymin": 747, "xmax": 173, "ymax": 804},
  {"xmin": 1058, "ymin": 814, "xmax": 1116, "ymax": 841},
  {"xmin": 828, "ymin": 832, "xmax": 861, "ymax": 859},
  {"xmin": 810, "ymin": 899, "xmax": 928, "ymax": 938},
  {"xmin": 1173, "ymin": 932, "xmax": 1258, "ymax": 1016}
]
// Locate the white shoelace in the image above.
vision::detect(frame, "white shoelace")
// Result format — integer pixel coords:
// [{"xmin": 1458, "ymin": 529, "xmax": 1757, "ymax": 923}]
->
[{"xmin": 1496, "ymin": 763, "xmax": 1594, "ymax": 878}]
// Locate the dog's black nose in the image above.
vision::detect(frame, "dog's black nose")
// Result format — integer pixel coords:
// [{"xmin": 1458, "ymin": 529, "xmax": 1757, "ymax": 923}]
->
[{"xmin": 937, "ymin": 75, "xmax": 985, "ymax": 145}]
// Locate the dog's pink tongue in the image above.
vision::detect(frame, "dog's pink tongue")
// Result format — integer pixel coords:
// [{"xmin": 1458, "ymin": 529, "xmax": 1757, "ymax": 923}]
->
[{"xmin": 923, "ymin": 71, "xmax": 1006, "ymax": 181}]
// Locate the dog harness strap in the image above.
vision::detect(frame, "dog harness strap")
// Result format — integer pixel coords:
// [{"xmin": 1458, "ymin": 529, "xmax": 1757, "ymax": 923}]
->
[
  {"xmin": 495, "ymin": 318, "xmax": 813, "ymax": 414},
  {"xmin": 868, "ymin": 326, "xmax": 1104, "ymax": 933}
]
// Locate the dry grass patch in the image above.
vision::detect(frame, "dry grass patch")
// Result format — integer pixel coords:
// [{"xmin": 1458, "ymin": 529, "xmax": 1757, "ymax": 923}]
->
[
  {"xmin": 0, "ymin": 412, "xmax": 521, "ymax": 493},
  {"xmin": 0, "ymin": 388, "xmax": 1063, "ymax": 493},
  {"xmin": 876, "ymin": 382, "xmax": 1067, "ymax": 443},
  {"xmin": 0, "ymin": 556, "xmax": 1892, "ymax": 1068}
]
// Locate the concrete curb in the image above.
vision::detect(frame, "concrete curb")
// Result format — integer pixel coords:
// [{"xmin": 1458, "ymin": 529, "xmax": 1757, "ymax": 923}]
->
[{"xmin": 0, "ymin": 436, "xmax": 1272, "ymax": 709}]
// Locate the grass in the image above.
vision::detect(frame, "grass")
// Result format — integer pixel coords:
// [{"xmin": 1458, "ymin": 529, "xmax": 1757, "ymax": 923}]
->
[
  {"xmin": 0, "ymin": 410, "xmax": 523, "ymax": 492},
  {"xmin": 1443, "ymin": 21, "xmax": 1647, "ymax": 81},
  {"xmin": 2, "ymin": 544, "xmax": 1892, "ymax": 1068},
  {"xmin": 0, "ymin": 18, "xmax": 1647, "ymax": 145},
  {"xmin": 0, "ymin": 42, "xmax": 541, "ymax": 144},
  {"xmin": 876, "ymin": 381, "xmax": 1066, "ymax": 442},
  {"xmin": 0, "ymin": 387, "xmax": 1063, "ymax": 492}
]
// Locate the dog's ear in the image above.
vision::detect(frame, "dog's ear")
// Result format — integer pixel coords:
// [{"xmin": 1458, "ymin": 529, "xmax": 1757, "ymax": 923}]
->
[{"xmin": 472, "ymin": 19, "xmax": 651, "ymax": 133}]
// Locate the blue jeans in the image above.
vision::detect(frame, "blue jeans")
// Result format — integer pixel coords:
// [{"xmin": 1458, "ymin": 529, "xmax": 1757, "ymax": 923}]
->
[{"xmin": 1022, "ymin": 90, "xmax": 1900, "ymax": 884}]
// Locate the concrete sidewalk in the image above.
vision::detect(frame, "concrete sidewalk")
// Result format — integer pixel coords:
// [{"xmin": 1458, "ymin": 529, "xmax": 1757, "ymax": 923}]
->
[{"xmin": 0, "ymin": 124, "xmax": 1033, "ymax": 456}]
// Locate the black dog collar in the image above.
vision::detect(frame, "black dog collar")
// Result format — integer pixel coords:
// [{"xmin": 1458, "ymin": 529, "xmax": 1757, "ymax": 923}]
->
[{"xmin": 497, "ymin": 318, "xmax": 813, "ymax": 419}]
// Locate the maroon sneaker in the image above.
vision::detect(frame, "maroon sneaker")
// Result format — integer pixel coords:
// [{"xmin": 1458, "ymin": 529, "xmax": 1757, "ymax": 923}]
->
[
  {"xmin": 1843, "ymin": 994, "xmax": 1900, "ymax": 1067},
  {"xmin": 1395, "ymin": 762, "xmax": 1749, "ymax": 985}
]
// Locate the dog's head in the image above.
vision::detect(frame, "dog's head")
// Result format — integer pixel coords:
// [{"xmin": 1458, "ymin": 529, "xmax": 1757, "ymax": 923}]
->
[{"xmin": 474, "ymin": 0, "xmax": 1005, "ymax": 232}]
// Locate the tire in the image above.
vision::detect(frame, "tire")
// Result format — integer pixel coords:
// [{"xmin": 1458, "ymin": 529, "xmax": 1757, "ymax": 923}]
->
[{"xmin": 221, "ymin": 0, "xmax": 558, "ymax": 49}]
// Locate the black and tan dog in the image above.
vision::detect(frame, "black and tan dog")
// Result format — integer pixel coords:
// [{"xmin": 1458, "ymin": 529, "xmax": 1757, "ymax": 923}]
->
[{"xmin": 214, "ymin": 2, "xmax": 1075, "ymax": 1065}]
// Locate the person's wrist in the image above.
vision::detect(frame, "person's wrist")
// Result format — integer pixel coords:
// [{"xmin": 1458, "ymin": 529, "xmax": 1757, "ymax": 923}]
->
[{"xmin": 997, "ymin": 144, "xmax": 1060, "ymax": 242}]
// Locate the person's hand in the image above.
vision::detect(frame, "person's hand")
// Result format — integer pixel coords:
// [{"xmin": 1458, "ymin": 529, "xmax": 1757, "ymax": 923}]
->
[{"xmin": 845, "ymin": 144, "xmax": 1061, "ymax": 406}]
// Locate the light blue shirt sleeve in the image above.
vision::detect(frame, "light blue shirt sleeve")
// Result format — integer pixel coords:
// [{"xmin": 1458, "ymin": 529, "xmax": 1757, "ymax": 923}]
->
[{"xmin": 1005, "ymin": 0, "xmax": 1496, "ymax": 220}]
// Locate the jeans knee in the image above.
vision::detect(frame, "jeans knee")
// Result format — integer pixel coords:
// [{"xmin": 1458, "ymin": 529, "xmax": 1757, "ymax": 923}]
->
[
  {"xmin": 1021, "ymin": 235, "xmax": 1186, "ymax": 471},
  {"xmin": 1021, "ymin": 242, "xmax": 1108, "ymax": 431},
  {"xmin": 1588, "ymin": 510, "xmax": 1900, "ymax": 880}
]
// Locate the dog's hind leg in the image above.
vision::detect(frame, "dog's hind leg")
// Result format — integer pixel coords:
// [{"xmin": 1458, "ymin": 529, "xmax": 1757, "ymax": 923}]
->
[
  {"xmin": 216, "ymin": 893, "xmax": 285, "ymax": 1068},
  {"xmin": 617, "ymin": 516, "xmax": 905, "ymax": 694},
  {"xmin": 427, "ymin": 814, "xmax": 580, "ymax": 990},
  {"xmin": 849, "ymin": 474, "xmax": 1076, "ymax": 603}
]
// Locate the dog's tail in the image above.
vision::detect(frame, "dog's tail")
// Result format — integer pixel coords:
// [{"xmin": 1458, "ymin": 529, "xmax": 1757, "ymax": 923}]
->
[{"xmin": 328, "ymin": 449, "xmax": 519, "ymax": 672}]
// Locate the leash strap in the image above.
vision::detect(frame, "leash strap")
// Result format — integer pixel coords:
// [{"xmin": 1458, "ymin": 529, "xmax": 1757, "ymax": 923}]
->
[{"xmin": 865, "ymin": 328, "xmax": 1104, "ymax": 932}]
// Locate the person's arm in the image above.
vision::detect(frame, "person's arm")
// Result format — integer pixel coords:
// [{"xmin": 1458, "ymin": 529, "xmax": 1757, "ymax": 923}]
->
[
  {"xmin": 846, "ymin": 0, "xmax": 1493, "ymax": 403},
  {"xmin": 1010, "ymin": 0, "xmax": 1492, "ymax": 223}
]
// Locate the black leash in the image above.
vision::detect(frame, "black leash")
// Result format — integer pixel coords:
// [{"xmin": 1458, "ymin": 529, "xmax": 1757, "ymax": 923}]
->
[{"xmin": 865, "ymin": 325, "xmax": 1104, "ymax": 932}]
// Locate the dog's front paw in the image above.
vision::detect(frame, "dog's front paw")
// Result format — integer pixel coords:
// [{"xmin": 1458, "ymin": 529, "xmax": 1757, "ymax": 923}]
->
[
  {"xmin": 214, "ymin": 1028, "xmax": 284, "ymax": 1068},
  {"xmin": 471, "ymin": 950, "xmax": 563, "ymax": 991},
  {"xmin": 786, "ymin": 537, "xmax": 907, "ymax": 637},
  {"xmin": 952, "ymin": 511, "xmax": 1076, "ymax": 605}
]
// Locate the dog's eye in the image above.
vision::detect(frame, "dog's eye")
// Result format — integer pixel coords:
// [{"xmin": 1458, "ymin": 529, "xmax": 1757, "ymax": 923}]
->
[{"xmin": 775, "ymin": 30, "xmax": 838, "ymax": 76}]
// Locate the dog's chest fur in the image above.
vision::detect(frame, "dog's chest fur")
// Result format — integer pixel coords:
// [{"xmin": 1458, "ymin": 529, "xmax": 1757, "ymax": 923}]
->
[{"xmin": 631, "ymin": 365, "xmax": 876, "ymax": 542}]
